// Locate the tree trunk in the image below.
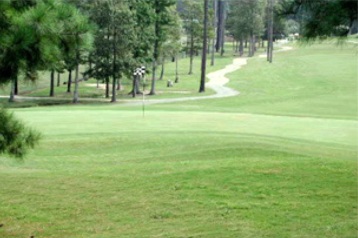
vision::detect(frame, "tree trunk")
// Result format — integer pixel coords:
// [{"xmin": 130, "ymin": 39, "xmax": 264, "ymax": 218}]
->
[
  {"xmin": 248, "ymin": 40, "xmax": 252, "ymax": 57},
  {"xmin": 252, "ymin": 35, "xmax": 256, "ymax": 56},
  {"xmin": 50, "ymin": 70, "xmax": 55, "ymax": 97},
  {"xmin": 267, "ymin": 0, "xmax": 274, "ymax": 63},
  {"xmin": 249, "ymin": 34, "xmax": 254, "ymax": 57},
  {"xmin": 67, "ymin": 70, "xmax": 72, "ymax": 93},
  {"xmin": 105, "ymin": 77, "xmax": 110, "ymax": 98},
  {"xmin": 175, "ymin": 55, "xmax": 179, "ymax": 83},
  {"xmin": 135, "ymin": 76, "xmax": 142, "ymax": 94},
  {"xmin": 149, "ymin": 4, "xmax": 160, "ymax": 96},
  {"xmin": 267, "ymin": 0, "xmax": 271, "ymax": 61},
  {"xmin": 111, "ymin": 30, "xmax": 117, "ymax": 103},
  {"xmin": 159, "ymin": 56, "xmax": 165, "ymax": 80},
  {"xmin": 149, "ymin": 59, "xmax": 157, "ymax": 95},
  {"xmin": 220, "ymin": 0, "xmax": 226, "ymax": 56},
  {"xmin": 9, "ymin": 76, "xmax": 16, "ymax": 102},
  {"xmin": 57, "ymin": 72, "xmax": 61, "ymax": 87},
  {"xmin": 73, "ymin": 63, "xmax": 79, "ymax": 103},
  {"xmin": 14, "ymin": 77, "xmax": 18, "ymax": 95},
  {"xmin": 106, "ymin": 26, "xmax": 111, "ymax": 97},
  {"xmin": 239, "ymin": 38, "xmax": 244, "ymax": 56},
  {"xmin": 253, "ymin": 35, "xmax": 257, "ymax": 53},
  {"xmin": 216, "ymin": 0, "xmax": 223, "ymax": 52},
  {"xmin": 73, "ymin": 36, "xmax": 80, "ymax": 104},
  {"xmin": 211, "ymin": 0, "xmax": 217, "ymax": 66},
  {"xmin": 111, "ymin": 75, "xmax": 117, "ymax": 102},
  {"xmin": 199, "ymin": 0, "xmax": 209, "ymax": 93},
  {"xmin": 208, "ymin": 39, "xmax": 211, "ymax": 54},
  {"xmin": 189, "ymin": 33, "xmax": 194, "ymax": 75},
  {"xmin": 132, "ymin": 75, "xmax": 137, "ymax": 98}
]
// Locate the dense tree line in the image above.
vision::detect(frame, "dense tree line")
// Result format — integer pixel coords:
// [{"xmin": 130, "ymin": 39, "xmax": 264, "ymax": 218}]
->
[{"xmin": 0, "ymin": 0, "xmax": 179, "ymax": 102}]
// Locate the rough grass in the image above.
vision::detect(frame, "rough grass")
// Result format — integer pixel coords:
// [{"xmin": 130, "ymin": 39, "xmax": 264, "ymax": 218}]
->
[{"xmin": 0, "ymin": 42, "xmax": 357, "ymax": 237}]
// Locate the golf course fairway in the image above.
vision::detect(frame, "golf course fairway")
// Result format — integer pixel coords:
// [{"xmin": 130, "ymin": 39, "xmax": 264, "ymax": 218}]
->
[{"xmin": 0, "ymin": 42, "xmax": 357, "ymax": 237}]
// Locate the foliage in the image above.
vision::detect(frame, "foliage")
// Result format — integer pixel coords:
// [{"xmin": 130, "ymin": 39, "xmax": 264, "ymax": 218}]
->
[
  {"xmin": 0, "ymin": 0, "xmax": 94, "ymax": 103},
  {"xmin": 278, "ymin": 0, "xmax": 358, "ymax": 39},
  {"xmin": 181, "ymin": 0, "xmax": 204, "ymax": 54},
  {"xmin": 150, "ymin": 0, "xmax": 178, "ymax": 56},
  {"xmin": 285, "ymin": 18, "xmax": 300, "ymax": 35},
  {"xmin": 227, "ymin": 0, "xmax": 267, "ymax": 41},
  {"xmin": 58, "ymin": 3, "xmax": 94, "ymax": 69},
  {"xmin": 149, "ymin": 0, "xmax": 177, "ymax": 94},
  {"xmin": 89, "ymin": 0, "xmax": 136, "ymax": 81},
  {"xmin": 161, "ymin": 7, "xmax": 182, "ymax": 59},
  {"xmin": 180, "ymin": 0, "xmax": 206, "ymax": 74},
  {"xmin": 130, "ymin": 0, "xmax": 156, "ymax": 64},
  {"xmin": 0, "ymin": 0, "xmax": 62, "ymax": 85},
  {"xmin": 0, "ymin": 108, "xmax": 41, "ymax": 158}
]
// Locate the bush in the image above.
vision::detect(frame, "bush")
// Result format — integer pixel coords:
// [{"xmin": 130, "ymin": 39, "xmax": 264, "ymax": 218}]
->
[{"xmin": 0, "ymin": 108, "xmax": 41, "ymax": 158}]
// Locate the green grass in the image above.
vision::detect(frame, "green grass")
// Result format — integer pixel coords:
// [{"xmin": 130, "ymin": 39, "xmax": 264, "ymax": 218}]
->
[
  {"xmin": 152, "ymin": 42, "xmax": 358, "ymax": 120},
  {"xmin": 0, "ymin": 42, "xmax": 357, "ymax": 237}
]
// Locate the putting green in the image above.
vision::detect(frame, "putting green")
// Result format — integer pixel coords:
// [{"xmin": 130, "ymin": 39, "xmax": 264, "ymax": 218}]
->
[{"xmin": 15, "ymin": 109, "xmax": 357, "ymax": 147}]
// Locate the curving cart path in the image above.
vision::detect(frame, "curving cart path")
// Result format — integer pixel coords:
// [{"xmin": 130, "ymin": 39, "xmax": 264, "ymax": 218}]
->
[
  {"xmin": 127, "ymin": 58, "xmax": 247, "ymax": 106},
  {"xmin": 136, "ymin": 45, "xmax": 293, "ymax": 106}
]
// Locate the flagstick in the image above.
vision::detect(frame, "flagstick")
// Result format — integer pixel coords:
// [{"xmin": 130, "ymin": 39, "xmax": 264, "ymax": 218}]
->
[
  {"xmin": 141, "ymin": 66, "xmax": 146, "ymax": 118},
  {"xmin": 142, "ymin": 79, "xmax": 145, "ymax": 118}
]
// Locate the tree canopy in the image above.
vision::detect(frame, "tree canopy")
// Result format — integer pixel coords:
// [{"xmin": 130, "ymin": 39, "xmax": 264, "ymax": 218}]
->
[
  {"xmin": 278, "ymin": 0, "xmax": 358, "ymax": 39},
  {"xmin": 0, "ymin": 0, "xmax": 94, "ymax": 102}
]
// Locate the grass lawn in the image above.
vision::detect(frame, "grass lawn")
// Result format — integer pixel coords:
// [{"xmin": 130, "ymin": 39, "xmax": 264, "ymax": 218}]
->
[{"xmin": 0, "ymin": 42, "xmax": 357, "ymax": 237}]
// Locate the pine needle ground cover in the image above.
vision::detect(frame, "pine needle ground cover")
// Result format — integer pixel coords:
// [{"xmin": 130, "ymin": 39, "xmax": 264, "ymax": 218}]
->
[{"xmin": 0, "ymin": 43, "xmax": 357, "ymax": 237}]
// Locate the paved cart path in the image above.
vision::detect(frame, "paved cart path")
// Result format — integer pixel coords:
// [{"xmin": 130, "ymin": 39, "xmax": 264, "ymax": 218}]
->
[
  {"xmin": 133, "ymin": 45, "xmax": 293, "ymax": 105},
  {"xmin": 126, "ymin": 57, "xmax": 246, "ymax": 106}
]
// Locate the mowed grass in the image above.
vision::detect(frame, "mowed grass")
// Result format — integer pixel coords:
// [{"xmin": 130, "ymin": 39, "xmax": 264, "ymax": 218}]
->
[
  {"xmin": 0, "ymin": 42, "xmax": 357, "ymax": 237},
  {"xmin": 153, "ymin": 42, "xmax": 358, "ymax": 120}
]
